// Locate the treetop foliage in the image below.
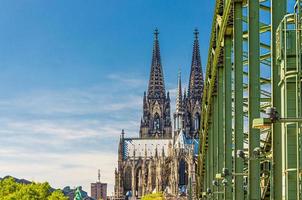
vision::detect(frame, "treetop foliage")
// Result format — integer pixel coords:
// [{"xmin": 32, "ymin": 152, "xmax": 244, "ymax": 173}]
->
[
  {"xmin": 141, "ymin": 192, "xmax": 165, "ymax": 200},
  {"xmin": 0, "ymin": 177, "xmax": 68, "ymax": 200}
]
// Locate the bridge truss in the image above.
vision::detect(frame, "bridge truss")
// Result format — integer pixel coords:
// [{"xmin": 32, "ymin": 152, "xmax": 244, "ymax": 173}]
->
[{"xmin": 197, "ymin": 0, "xmax": 302, "ymax": 199}]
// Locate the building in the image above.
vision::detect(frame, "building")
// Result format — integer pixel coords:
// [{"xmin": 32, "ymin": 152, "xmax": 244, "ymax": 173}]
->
[
  {"xmin": 114, "ymin": 29, "xmax": 204, "ymax": 199},
  {"xmin": 91, "ymin": 182, "xmax": 107, "ymax": 200},
  {"xmin": 91, "ymin": 170, "xmax": 108, "ymax": 200}
]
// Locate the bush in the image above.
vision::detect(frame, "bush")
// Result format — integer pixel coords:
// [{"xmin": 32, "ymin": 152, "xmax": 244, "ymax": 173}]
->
[{"xmin": 141, "ymin": 192, "xmax": 165, "ymax": 200}]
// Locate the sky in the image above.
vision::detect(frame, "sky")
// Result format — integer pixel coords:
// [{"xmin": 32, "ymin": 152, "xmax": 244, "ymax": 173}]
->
[{"xmin": 0, "ymin": 0, "xmax": 215, "ymax": 195}]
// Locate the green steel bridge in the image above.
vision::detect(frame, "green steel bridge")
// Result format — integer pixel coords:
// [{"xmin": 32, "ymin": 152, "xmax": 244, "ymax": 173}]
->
[{"xmin": 197, "ymin": 0, "xmax": 302, "ymax": 199}]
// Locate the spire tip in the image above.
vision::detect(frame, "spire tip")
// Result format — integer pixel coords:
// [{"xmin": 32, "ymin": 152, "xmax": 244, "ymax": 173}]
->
[
  {"xmin": 154, "ymin": 28, "xmax": 159, "ymax": 40},
  {"xmin": 194, "ymin": 28, "xmax": 199, "ymax": 39}
]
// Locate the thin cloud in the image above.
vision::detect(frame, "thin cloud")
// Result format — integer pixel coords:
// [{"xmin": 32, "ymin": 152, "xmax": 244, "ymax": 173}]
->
[
  {"xmin": 0, "ymin": 151, "xmax": 117, "ymax": 194},
  {"xmin": 107, "ymin": 73, "xmax": 145, "ymax": 87},
  {"xmin": 0, "ymin": 84, "xmax": 142, "ymax": 194}
]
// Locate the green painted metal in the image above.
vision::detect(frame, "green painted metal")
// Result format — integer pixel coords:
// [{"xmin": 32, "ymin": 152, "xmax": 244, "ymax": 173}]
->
[
  {"xmin": 197, "ymin": 0, "xmax": 302, "ymax": 199},
  {"xmin": 271, "ymin": 1, "xmax": 286, "ymax": 199},
  {"xmin": 198, "ymin": 0, "xmax": 232, "ymax": 185},
  {"xmin": 234, "ymin": 1, "xmax": 244, "ymax": 199},
  {"xmin": 248, "ymin": 1, "xmax": 261, "ymax": 199},
  {"xmin": 276, "ymin": 10, "xmax": 301, "ymax": 199},
  {"xmin": 218, "ymin": 64, "xmax": 224, "ymax": 200},
  {"xmin": 213, "ymin": 95, "xmax": 218, "ymax": 199},
  {"xmin": 224, "ymin": 35, "xmax": 232, "ymax": 200},
  {"xmin": 207, "ymin": 121, "xmax": 213, "ymax": 192}
]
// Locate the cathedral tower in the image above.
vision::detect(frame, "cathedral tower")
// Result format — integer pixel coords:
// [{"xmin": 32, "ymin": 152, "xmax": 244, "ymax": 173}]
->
[
  {"xmin": 140, "ymin": 29, "xmax": 172, "ymax": 139},
  {"xmin": 183, "ymin": 29, "xmax": 204, "ymax": 138}
]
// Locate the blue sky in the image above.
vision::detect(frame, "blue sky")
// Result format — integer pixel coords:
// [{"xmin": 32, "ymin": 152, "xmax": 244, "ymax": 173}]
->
[{"xmin": 0, "ymin": 0, "xmax": 215, "ymax": 195}]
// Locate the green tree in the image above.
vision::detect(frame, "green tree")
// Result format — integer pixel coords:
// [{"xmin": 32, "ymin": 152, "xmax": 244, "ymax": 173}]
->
[
  {"xmin": 0, "ymin": 177, "xmax": 67, "ymax": 200},
  {"xmin": 141, "ymin": 192, "xmax": 165, "ymax": 200},
  {"xmin": 0, "ymin": 177, "xmax": 21, "ymax": 197},
  {"xmin": 48, "ymin": 190, "xmax": 68, "ymax": 200}
]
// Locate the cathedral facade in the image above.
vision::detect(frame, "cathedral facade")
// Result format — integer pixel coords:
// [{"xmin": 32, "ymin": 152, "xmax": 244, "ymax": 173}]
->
[{"xmin": 114, "ymin": 29, "xmax": 204, "ymax": 199}]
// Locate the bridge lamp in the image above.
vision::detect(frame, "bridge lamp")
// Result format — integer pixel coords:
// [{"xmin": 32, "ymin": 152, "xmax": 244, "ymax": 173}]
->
[
  {"xmin": 253, "ymin": 147, "xmax": 262, "ymax": 158},
  {"xmin": 222, "ymin": 168, "xmax": 230, "ymax": 177},
  {"xmin": 221, "ymin": 179, "xmax": 228, "ymax": 186},
  {"xmin": 206, "ymin": 188, "xmax": 212, "ymax": 195},
  {"xmin": 236, "ymin": 149, "xmax": 245, "ymax": 159},
  {"xmin": 212, "ymin": 180, "xmax": 219, "ymax": 187}
]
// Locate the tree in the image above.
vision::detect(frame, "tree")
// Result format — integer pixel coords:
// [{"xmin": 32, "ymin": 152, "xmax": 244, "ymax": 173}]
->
[
  {"xmin": 48, "ymin": 190, "xmax": 69, "ymax": 200},
  {"xmin": 0, "ymin": 177, "xmax": 67, "ymax": 200},
  {"xmin": 141, "ymin": 192, "xmax": 165, "ymax": 200},
  {"xmin": 0, "ymin": 177, "xmax": 21, "ymax": 197}
]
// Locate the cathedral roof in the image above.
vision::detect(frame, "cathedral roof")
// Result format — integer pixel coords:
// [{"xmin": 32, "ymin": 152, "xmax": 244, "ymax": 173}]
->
[
  {"xmin": 147, "ymin": 28, "xmax": 166, "ymax": 99},
  {"xmin": 174, "ymin": 129, "xmax": 199, "ymax": 155},
  {"xmin": 122, "ymin": 138, "xmax": 172, "ymax": 159},
  {"xmin": 175, "ymin": 129, "xmax": 186, "ymax": 149}
]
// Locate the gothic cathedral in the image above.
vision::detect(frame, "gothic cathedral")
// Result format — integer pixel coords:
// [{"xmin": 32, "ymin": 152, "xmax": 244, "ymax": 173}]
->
[{"xmin": 114, "ymin": 29, "xmax": 204, "ymax": 199}]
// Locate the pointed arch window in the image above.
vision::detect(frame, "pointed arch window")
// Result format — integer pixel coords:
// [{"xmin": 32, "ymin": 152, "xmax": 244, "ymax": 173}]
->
[
  {"xmin": 124, "ymin": 166, "xmax": 132, "ymax": 193},
  {"xmin": 179, "ymin": 159, "xmax": 188, "ymax": 186},
  {"xmin": 194, "ymin": 113, "xmax": 200, "ymax": 131},
  {"xmin": 153, "ymin": 113, "xmax": 160, "ymax": 132}
]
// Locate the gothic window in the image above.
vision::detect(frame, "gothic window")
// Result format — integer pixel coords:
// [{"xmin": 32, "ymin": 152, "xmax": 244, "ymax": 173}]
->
[
  {"xmin": 124, "ymin": 166, "xmax": 132, "ymax": 193},
  {"xmin": 145, "ymin": 167, "xmax": 149, "ymax": 186},
  {"xmin": 194, "ymin": 113, "xmax": 200, "ymax": 131},
  {"xmin": 179, "ymin": 159, "xmax": 188, "ymax": 186},
  {"xmin": 153, "ymin": 113, "xmax": 160, "ymax": 132},
  {"xmin": 174, "ymin": 118, "xmax": 176, "ymax": 130},
  {"xmin": 151, "ymin": 167, "xmax": 156, "ymax": 189},
  {"xmin": 136, "ymin": 168, "xmax": 142, "ymax": 197}
]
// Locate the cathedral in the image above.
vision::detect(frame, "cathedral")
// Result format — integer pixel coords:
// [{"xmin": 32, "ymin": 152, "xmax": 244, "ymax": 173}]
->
[{"xmin": 114, "ymin": 29, "xmax": 204, "ymax": 199}]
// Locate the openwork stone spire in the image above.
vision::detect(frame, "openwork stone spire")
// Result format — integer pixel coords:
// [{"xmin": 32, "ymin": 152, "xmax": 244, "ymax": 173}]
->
[
  {"xmin": 148, "ymin": 28, "xmax": 166, "ymax": 99},
  {"xmin": 140, "ymin": 29, "xmax": 172, "ymax": 139},
  {"xmin": 176, "ymin": 69, "xmax": 183, "ymax": 113},
  {"xmin": 188, "ymin": 29, "xmax": 204, "ymax": 100}
]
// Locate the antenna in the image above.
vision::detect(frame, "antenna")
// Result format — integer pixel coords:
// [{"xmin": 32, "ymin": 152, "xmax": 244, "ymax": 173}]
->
[{"xmin": 98, "ymin": 169, "xmax": 101, "ymax": 182}]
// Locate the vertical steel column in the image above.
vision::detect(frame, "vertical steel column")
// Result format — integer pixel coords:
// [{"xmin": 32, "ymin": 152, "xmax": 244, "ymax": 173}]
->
[
  {"xmin": 209, "ymin": 119, "xmax": 213, "ymax": 193},
  {"xmin": 218, "ymin": 65, "xmax": 225, "ymax": 200},
  {"xmin": 271, "ymin": 0, "xmax": 286, "ymax": 199},
  {"xmin": 207, "ymin": 121, "xmax": 213, "ymax": 191},
  {"xmin": 279, "ymin": 13, "xmax": 300, "ymax": 199},
  {"xmin": 224, "ymin": 35, "xmax": 232, "ymax": 200},
  {"xmin": 234, "ymin": 1, "xmax": 244, "ymax": 199},
  {"xmin": 213, "ymin": 94, "xmax": 218, "ymax": 198},
  {"xmin": 296, "ymin": 2, "xmax": 302, "ymax": 197},
  {"xmin": 206, "ymin": 133, "xmax": 210, "ymax": 191},
  {"xmin": 248, "ymin": 0, "xmax": 260, "ymax": 199},
  {"xmin": 203, "ymin": 154, "xmax": 209, "ymax": 194}
]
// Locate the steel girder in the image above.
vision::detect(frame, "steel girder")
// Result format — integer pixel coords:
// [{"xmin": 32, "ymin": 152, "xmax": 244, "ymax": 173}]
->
[{"xmin": 195, "ymin": 0, "xmax": 300, "ymax": 199}]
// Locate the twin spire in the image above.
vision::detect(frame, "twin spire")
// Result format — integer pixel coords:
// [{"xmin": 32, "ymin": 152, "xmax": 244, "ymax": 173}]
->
[{"xmin": 147, "ymin": 28, "xmax": 204, "ymax": 104}]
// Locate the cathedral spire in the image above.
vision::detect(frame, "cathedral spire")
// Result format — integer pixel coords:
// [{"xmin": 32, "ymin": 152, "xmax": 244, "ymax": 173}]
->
[
  {"xmin": 140, "ymin": 29, "xmax": 172, "ymax": 139},
  {"xmin": 176, "ymin": 69, "xmax": 183, "ymax": 113},
  {"xmin": 148, "ymin": 28, "xmax": 165, "ymax": 99},
  {"xmin": 188, "ymin": 28, "xmax": 204, "ymax": 100}
]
